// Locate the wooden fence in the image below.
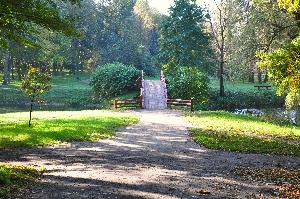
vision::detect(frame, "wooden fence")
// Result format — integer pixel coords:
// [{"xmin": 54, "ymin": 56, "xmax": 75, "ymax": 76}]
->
[
  {"xmin": 167, "ymin": 99, "xmax": 194, "ymax": 111},
  {"xmin": 114, "ymin": 99, "xmax": 142, "ymax": 110}
]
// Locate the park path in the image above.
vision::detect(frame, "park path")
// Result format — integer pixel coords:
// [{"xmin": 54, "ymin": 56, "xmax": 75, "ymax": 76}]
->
[{"xmin": 2, "ymin": 110, "xmax": 300, "ymax": 199}]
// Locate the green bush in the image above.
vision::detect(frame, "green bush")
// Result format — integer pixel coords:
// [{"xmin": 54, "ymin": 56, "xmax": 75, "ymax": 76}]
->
[
  {"xmin": 167, "ymin": 67, "xmax": 209, "ymax": 105},
  {"xmin": 206, "ymin": 90, "xmax": 284, "ymax": 110},
  {"xmin": 90, "ymin": 63, "xmax": 140, "ymax": 99}
]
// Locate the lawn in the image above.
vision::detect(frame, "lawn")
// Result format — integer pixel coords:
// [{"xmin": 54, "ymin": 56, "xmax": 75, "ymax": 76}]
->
[
  {"xmin": 0, "ymin": 73, "xmax": 93, "ymax": 108},
  {"xmin": 0, "ymin": 163, "xmax": 42, "ymax": 198},
  {"xmin": 186, "ymin": 111, "xmax": 300, "ymax": 156},
  {"xmin": 209, "ymin": 79, "xmax": 273, "ymax": 92},
  {"xmin": 0, "ymin": 110, "xmax": 139, "ymax": 148}
]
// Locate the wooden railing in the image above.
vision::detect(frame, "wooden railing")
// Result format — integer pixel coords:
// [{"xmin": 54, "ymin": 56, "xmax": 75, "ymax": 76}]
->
[
  {"xmin": 114, "ymin": 99, "xmax": 142, "ymax": 110},
  {"xmin": 167, "ymin": 99, "xmax": 194, "ymax": 111}
]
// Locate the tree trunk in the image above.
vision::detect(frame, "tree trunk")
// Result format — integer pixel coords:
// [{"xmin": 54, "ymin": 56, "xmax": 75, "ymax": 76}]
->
[
  {"xmin": 258, "ymin": 69, "xmax": 262, "ymax": 84},
  {"xmin": 248, "ymin": 71, "xmax": 255, "ymax": 83},
  {"xmin": 2, "ymin": 48, "xmax": 10, "ymax": 85},
  {"xmin": 263, "ymin": 72, "xmax": 268, "ymax": 83},
  {"xmin": 295, "ymin": 106, "xmax": 300, "ymax": 126},
  {"xmin": 29, "ymin": 98, "xmax": 34, "ymax": 127},
  {"xmin": 219, "ymin": 59, "xmax": 225, "ymax": 97},
  {"xmin": 219, "ymin": 23, "xmax": 225, "ymax": 97},
  {"xmin": 11, "ymin": 57, "xmax": 14, "ymax": 80}
]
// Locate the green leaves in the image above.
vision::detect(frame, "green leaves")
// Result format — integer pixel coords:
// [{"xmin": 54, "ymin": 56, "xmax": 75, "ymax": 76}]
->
[
  {"xmin": 0, "ymin": 0, "xmax": 80, "ymax": 47},
  {"xmin": 257, "ymin": 36, "xmax": 300, "ymax": 108},
  {"xmin": 90, "ymin": 63, "xmax": 140, "ymax": 99},
  {"xmin": 167, "ymin": 67, "xmax": 209, "ymax": 105},
  {"xmin": 21, "ymin": 66, "xmax": 52, "ymax": 99},
  {"xmin": 158, "ymin": 0, "xmax": 213, "ymax": 73}
]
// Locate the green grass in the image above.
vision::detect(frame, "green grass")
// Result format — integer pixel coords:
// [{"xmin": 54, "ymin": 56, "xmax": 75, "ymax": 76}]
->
[
  {"xmin": 209, "ymin": 79, "xmax": 273, "ymax": 92},
  {"xmin": 0, "ymin": 73, "xmax": 93, "ymax": 108},
  {"xmin": 0, "ymin": 110, "xmax": 138, "ymax": 148},
  {"xmin": 186, "ymin": 111, "xmax": 300, "ymax": 156},
  {"xmin": 0, "ymin": 163, "xmax": 41, "ymax": 198}
]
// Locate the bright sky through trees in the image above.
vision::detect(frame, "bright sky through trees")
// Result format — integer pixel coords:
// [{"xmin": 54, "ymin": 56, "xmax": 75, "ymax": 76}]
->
[{"xmin": 148, "ymin": 0, "xmax": 215, "ymax": 14}]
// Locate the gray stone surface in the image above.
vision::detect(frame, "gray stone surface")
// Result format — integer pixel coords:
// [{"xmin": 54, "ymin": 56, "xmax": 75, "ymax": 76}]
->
[{"xmin": 143, "ymin": 80, "xmax": 167, "ymax": 110}]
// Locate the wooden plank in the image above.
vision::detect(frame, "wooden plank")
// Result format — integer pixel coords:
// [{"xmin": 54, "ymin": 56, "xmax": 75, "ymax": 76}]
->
[
  {"xmin": 167, "ymin": 102, "xmax": 191, "ymax": 106},
  {"xmin": 167, "ymin": 99, "xmax": 192, "ymax": 103}
]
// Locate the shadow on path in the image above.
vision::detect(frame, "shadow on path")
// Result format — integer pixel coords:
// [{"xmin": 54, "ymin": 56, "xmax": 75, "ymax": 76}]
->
[{"xmin": 1, "ymin": 110, "xmax": 299, "ymax": 199}]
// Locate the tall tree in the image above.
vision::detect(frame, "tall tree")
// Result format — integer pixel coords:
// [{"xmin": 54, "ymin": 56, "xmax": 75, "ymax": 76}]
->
[
  {"xmin": 158, "ymin": 0, "xmax": 213, "ymax": 74},
  {"xmin": 0, "ymin": 0, "xmax": 80, "ymax": 47},
  {"xmin": 208, "ymin": 0, "xmax": 230, "ymax": 96},
  {"xmin": 257, "ymin": 0, "xmax": 300, "ymax": 121}
]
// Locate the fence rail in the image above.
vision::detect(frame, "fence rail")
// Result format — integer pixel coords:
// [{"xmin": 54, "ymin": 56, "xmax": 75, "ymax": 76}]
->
[
  {"xmin": 167, "ymin": 99, "xmax": 194, "ymax": 111},
  {"xmin": 114, "ymin": 99, "xmax": 142, "ymax": 109}
]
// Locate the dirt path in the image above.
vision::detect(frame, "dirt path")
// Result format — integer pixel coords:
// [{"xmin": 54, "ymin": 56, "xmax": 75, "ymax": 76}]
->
[{"xmin": 2, "ymin": 110, "xmax": 300, "ymax": 199}]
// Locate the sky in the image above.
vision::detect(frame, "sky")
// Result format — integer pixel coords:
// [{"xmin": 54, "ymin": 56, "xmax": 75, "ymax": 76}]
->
[
  {"xmin": 148, "ymin": 0, "xmax": 173, "ymax": 14},
  {"xmin": 148, "ymin": 0, "xmax": 214, "ymax": 14}
]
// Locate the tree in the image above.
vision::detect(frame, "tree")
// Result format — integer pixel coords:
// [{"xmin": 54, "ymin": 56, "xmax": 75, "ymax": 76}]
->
[
  {"xmin": 208, "ymin": 0, "xmax": 230, "ymax": 96},
  {"xmin": 256, "ymin": 0, "xmax": 300, "ymax": 122},
  {"xmin": 21, "ymin": 66, "xmax": 52, "ymax": 127},
  {"xmin": 158, "ymin": 0, "xmax": 213, "ymax": 74},
  {"xmin": 225, "ymin": 0, "xmax": 296, "ymax": 83},
  {"xmin": 0, "ymin": 0, "xmax": 80, "ymax": 47}
]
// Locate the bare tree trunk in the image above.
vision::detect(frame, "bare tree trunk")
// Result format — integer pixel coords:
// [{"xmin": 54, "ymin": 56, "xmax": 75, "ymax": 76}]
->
[
  {"xmin": 219, "ymin": 4, "xmax": 225, "ymax": 97},
  {"xmin": 2, "ymin": 47, "xmax": 10, "ymax": 85},
  {"xmin": 219, "ymin": 48, "xmax": 225, "ymax": 97}
]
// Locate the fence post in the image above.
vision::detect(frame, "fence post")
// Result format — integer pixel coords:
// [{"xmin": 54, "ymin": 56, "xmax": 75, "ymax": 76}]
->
[
  {"xmin": 191, "ymin": 99, "xmax": 194, "ymax": 112},
  {"xmin": 114, "ymin": 100, "xmax": 118, "ymax": 110}
]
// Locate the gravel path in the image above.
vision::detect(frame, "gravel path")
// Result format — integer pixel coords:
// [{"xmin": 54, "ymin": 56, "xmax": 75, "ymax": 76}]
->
[{"xmin": 1, "ymin": 110, "xmax": 300, "ymax": 199}]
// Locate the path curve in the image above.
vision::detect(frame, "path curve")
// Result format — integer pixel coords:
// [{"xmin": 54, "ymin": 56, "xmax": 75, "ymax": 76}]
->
[{"xmin": 2, "ymin": 110, "xmax": 300, "ymax": 199}]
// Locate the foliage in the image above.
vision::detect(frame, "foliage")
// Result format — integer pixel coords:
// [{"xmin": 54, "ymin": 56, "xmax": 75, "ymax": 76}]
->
[
  {"xmin": 167, "ymin": 67, "xmax": 209, "ymax": 105},
  {"xmin": 0, "ymin": 163, "xmax": 41, "ymax": 198},
  {"xmin": 186, "ymin": 111, "xmax": 300, "ymax": 156},
  {"xmin": 225, "ymin": 0, "xmax": 296, "ymax": 82},
  {"xmin": 207, "ymin": 90, "xmax": 284, "ymax": 110},
  {"xmin": 0, "ymin": 0, "xmax": 80, "ymax": 47},
  {"xmin": 21, "ymin": 66, "xmax": 52, "ymax": 99},
  {"xmin": 234, "ymin": 167, "xmax": 300, "ymax": 198},
  {"xmin": 0, "ymin": 110, "xmax": 138, "ymax": 148},
  {"xmin": 21, "ymin": 66, "xmax": 52, "ymax": 126},
  {"xmin": 90, "ymin": 63, "xmax": 140, "ymax": 99},
  {"xmin": 277, "ymin": 0, "xmax": 300, "ymax": 12},
  {"xmin": 257, "ymin": 36, "xmax": 300, "ymax": 108},
  {"xmin": 158, "ymin": 0, "xmax": 213, "ymax": 73}
]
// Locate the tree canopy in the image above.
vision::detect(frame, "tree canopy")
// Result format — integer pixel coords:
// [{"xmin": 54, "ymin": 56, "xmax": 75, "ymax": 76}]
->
[
  {"xmin": 158, "ymin": 0, "xmax": 213, "ymax": 73},
  {"xmin": 0, "ymin": 0, "xmax": 80, "ymax": 47}
]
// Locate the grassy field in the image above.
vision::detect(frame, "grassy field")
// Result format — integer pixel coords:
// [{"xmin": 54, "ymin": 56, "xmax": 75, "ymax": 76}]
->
[
  {"xmin": 209, "ymin": 79, "xmax": 273, "ymax": 92},
  {"xmin": 0, "ymin": 73, "xmax": 93, "ymax": 108},
  {"xmin": 0, "ymin": 163, "xmax": 42, "ymax": 198},
  {"xmin": 0, "ymin": 110, "xmax": 138, "ymax": 148},
  {"xmin": 185, "ymin": 111, "xmax": 300, "ymax": 156}
]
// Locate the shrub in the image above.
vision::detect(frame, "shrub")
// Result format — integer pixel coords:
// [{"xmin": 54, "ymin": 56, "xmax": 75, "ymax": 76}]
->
[
  {"xmin": 90, "ymin": 63, "xmax": 140, "ymax": 99},
  {"xmin": 167, "ymin": 67, "xmax": 209, "ymax": 105},
  {"xmin": 206, "ymin": 90, "xmax": 284, "ymax": 110}
]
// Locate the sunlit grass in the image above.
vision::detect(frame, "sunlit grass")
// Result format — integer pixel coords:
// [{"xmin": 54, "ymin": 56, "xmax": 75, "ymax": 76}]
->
[
  {"xmin": 186, "ymin": 111, "xmax": 300, "ymax": 156},
  {"xmin": 0, "ymin": 163, "xmax": 41, "ymax": 198},
  {"xmin": 0, "ymin": 110, "xmax": 139, "ymax": 148},
  {"xmin": 209, "ymin": 79, "xmax": 273, "ymax": 92}
]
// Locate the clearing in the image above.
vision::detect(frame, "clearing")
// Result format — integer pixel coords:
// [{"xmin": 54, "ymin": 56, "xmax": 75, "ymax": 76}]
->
[{"xmin": 1, "ymin": 110, "xmax": 299, "ymax": 198}]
